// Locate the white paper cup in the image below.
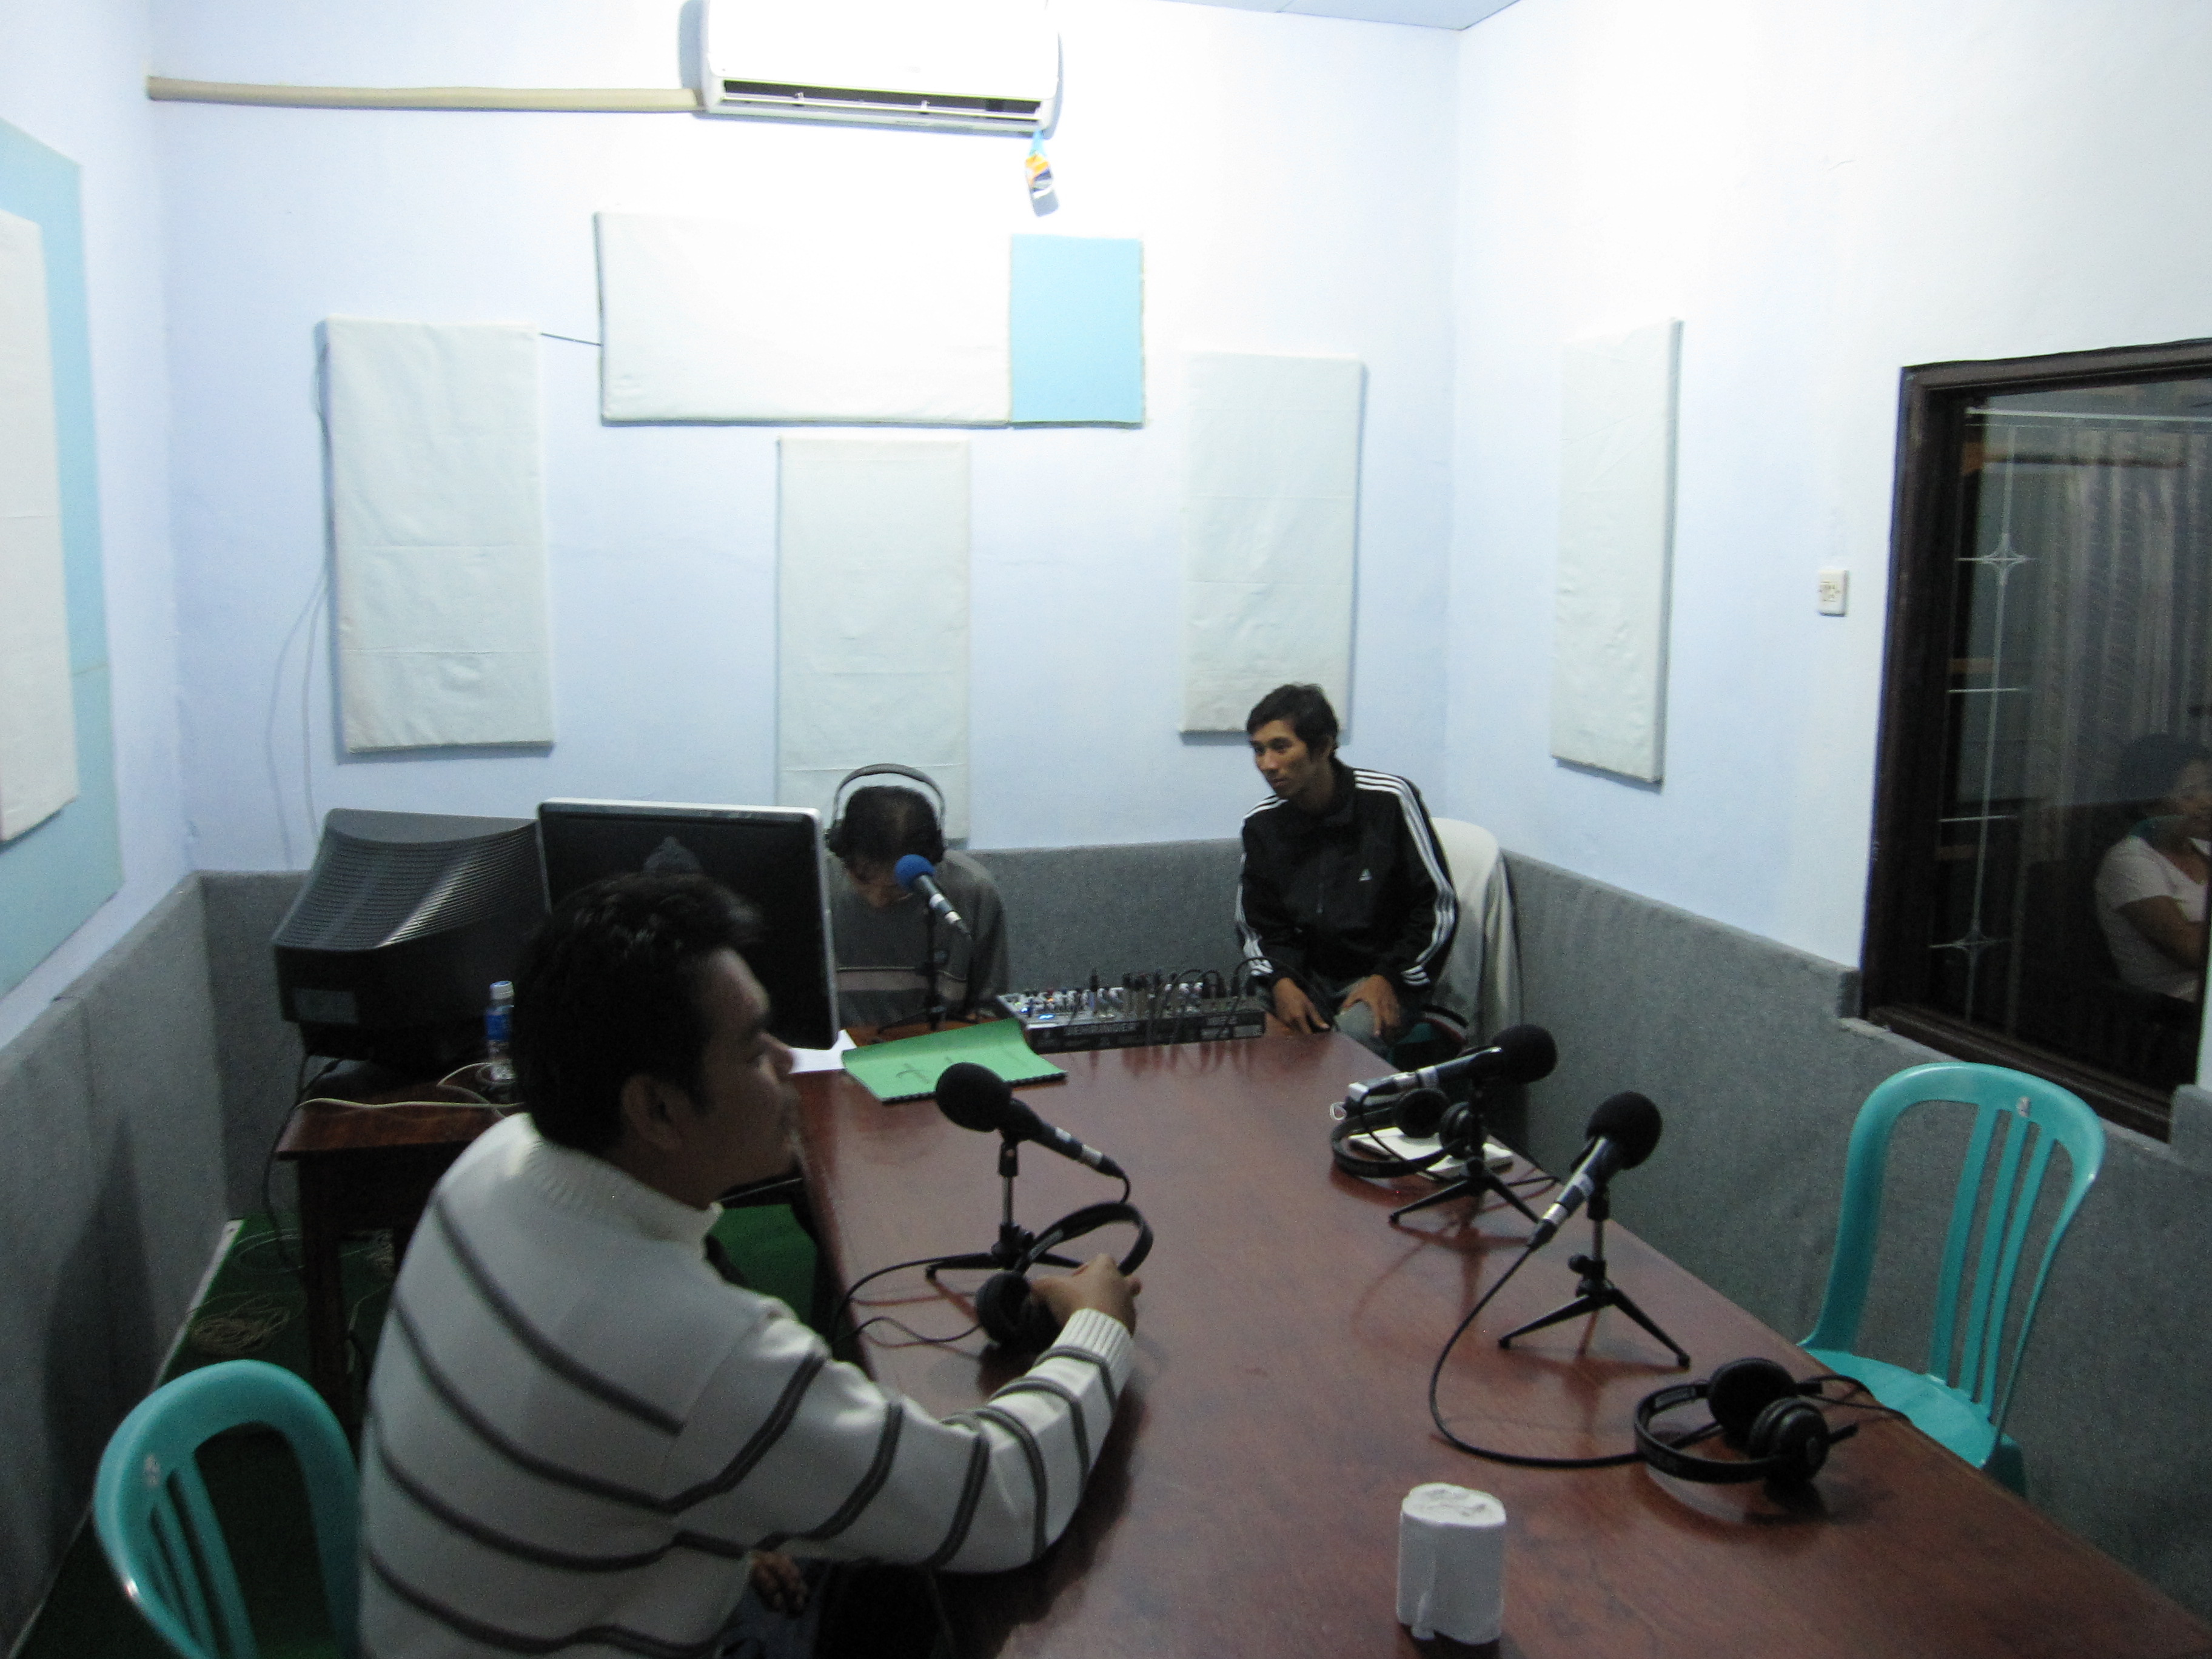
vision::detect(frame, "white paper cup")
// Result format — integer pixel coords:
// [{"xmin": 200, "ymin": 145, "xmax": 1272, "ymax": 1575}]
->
[{"xmin": 1397, "ymin": 1483, "xmax": 1506, "ymax": 1645}]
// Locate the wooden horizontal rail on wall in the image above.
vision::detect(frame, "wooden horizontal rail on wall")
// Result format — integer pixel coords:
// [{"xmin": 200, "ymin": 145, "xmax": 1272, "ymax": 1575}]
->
[{"xmin": 146, "ymin": 78, "xmax": 702, "ymax": 113}]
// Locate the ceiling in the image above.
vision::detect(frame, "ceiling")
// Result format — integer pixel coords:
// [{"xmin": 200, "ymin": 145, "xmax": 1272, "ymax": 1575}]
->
[{"xmin": 1160, "ymin": 0, "xmax": 1521, "ymax": 30}]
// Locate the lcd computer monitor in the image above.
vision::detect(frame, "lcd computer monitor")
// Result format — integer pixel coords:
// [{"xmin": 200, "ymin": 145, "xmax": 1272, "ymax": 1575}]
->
[
  {"xmin": 536, "ymin": 799, "xmax": 840, "ymax": 1051},
  {"xmin": 273, "ymin": 808, "xmax": 548, "ymax": 1073}
]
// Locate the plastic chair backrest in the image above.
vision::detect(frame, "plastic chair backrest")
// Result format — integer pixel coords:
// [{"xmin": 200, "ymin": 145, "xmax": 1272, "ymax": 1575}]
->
[
  {"xmin": 1803, "ymin": 1062, "xmax": 2104, "ymax": 1438},
  {"xmin": 93, "ymin": 1360, "xmax": 361, "ymax": 1659}
]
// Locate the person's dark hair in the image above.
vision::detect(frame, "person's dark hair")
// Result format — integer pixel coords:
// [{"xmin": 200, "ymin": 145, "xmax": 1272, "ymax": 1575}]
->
[
  {"xmin": 836, "ymin": 785, "xmax": 946, "ymax": 868},
  {"xmin": 512, "ymin": 873, "xmax": 761, "ymax": 1153},
  {"xmin": 2111, "ymin": 733, "xmax": 2212, "ymax": 814},
  {"xmin": 1245, "ymin": 683, "xmax": 1339, "ymax": 752}
]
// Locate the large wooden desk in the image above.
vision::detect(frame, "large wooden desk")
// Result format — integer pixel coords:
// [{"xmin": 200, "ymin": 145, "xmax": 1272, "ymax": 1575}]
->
[{"xmin": 797, "ymin": 1034, "xmax": 2212, "ymax": 1659}]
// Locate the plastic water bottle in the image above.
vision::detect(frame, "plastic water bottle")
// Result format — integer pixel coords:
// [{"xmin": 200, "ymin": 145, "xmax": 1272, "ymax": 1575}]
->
[{"xmin": 483, "ymin": 980, "xmax": 515, "ymax": 1103}]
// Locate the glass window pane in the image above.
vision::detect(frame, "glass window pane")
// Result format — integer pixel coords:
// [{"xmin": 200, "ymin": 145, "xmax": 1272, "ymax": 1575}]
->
[{"xmin": 1918, "ymin": 377, "xmax": 2212, "ymax": 1090}]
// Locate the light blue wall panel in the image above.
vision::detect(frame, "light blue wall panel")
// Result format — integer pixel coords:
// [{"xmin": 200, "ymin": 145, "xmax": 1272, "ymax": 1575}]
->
[
  {"xmin": 1010, "ymin": 235, "xmax": 1145, "ymax": 426},
  {"xmin": 0, "ymin": 119, "xmax": 121, "ymax": 997}
]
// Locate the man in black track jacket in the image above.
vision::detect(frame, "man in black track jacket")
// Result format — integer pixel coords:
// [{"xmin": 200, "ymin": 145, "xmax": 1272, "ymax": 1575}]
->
[{"xmin": 1235, "ymin": 684, "xmax": 1456, "ymax": 1056}]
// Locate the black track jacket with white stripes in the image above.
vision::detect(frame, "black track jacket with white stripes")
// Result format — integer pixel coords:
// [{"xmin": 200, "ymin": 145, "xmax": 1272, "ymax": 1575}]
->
[
  {"xmin": 1236, "ymin": 760, "xmax": 1457, "ymax": 997},
  {"xmin": 360, "ymin": 1114, "xmax": 1131, "ymax": 1659}
]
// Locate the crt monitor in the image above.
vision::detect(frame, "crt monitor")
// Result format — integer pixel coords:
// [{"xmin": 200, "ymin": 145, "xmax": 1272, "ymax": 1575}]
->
[
  {"xmin": 536, "ymin": 799, "xmax": 840, "ymax": 1051},
  {"xmin": 273, "ymin": 808, "xmax": 548, "ymax": 1074}
]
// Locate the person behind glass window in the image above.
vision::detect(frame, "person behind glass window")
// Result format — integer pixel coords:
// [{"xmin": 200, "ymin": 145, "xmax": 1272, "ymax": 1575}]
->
[{"xmin": 2094, "ymin": 733, "xmax": 2212, "ymax": 1002}]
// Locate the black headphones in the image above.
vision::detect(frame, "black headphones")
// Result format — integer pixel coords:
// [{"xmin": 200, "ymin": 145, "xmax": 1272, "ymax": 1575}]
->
[
  {"xmin": 975, "ymin": 1201, "xmax": 1153, "ymax": 1352},
  {"xmin": 824, "ymin": 763, "xmax": 948, "ymax": 865},
  {"xmin": 1634, "ymin": 1358, "xmax": 1858, "ymax": 1487},
  {"xmin": 1329, "ymin": 1088, "xmax": 1480, "ymax": 1180}
]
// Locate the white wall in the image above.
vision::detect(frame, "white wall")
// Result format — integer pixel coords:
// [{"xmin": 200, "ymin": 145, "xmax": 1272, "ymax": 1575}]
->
[
  {"xmin": 1446, "ymin": 0, "xmax": 2212, "ymax": 967},
  {"xmin": 154, "ymin": 0, "xmax": 1458, "ymax": 870},
  {"xmin": 0, "ymin": 0, "xmax": 187, "ymax": 1051}
]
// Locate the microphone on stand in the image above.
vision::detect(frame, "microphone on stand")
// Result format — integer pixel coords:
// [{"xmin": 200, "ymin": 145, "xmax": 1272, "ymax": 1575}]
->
[
  {"xmin": 1525, "ymin": 1091, "xmax": 1663, "ymax": 1250},
  {"xmin": 1342, "ymin": 1024, "xmax": 1557, "ymax": 1110},
  {"xmin": 935, "ymin": 1062, "xmax": 1127, "ymax": 1181},
  {"xmin": 894, "ymin": 854, "xmax": 973, "ymax": 938}
]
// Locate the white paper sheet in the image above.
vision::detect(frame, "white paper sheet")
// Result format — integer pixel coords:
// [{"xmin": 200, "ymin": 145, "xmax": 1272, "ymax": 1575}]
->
[
  {"xmin": 1179, "ymin": 354, "xmax": 1362, "ymax": 732},
  {"xmin": 787, "ymin": 1029, "xmax": 858, "ymax": 1074},
  {"xmin": 1551, "ymin": 320, "xmax": 1680, "ymax": 783},
  {"xmin": 598, "ymin": 212, "xmax": 1011, "ymax": 427},
  {"xmin": 0, "ymin": 207, "xmax": 78, "ymax": 840},
  {"xmin": 326, "ymin": 317, "xmax": 554, "ymax": 751},
  {"xmin": 779, "ymin": 437, "xmax": 970, "ymax": 838}
]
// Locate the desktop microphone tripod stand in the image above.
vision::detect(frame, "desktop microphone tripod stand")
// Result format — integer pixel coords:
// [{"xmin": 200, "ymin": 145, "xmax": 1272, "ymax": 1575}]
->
[
  {"xmin": 1389, "ymin": 1098, "xmax": 1543, "ymax": 1227},
  {"xmin": 924, "ymin": 1133, "xmax": 1080, "ymax": 1279},
  {"xmin": 1496, "ymin": 1187, "xmax": 1690, "ymax": 1367},
  {"xmin": 1390, "ymin": 1148, "xmax": 1543, "ymax": 1227}
]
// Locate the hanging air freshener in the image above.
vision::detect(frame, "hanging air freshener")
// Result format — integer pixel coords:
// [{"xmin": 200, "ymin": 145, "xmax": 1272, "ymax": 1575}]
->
[{"xmin": 1025, "ymin": 138, "xmax": 1059, "ymax": 215}]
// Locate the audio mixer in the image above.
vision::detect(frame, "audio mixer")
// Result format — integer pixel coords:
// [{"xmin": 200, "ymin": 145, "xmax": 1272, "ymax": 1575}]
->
[{"xmin": 998, "ymin": 975, "xmax": 1266, "ymax": 1053}]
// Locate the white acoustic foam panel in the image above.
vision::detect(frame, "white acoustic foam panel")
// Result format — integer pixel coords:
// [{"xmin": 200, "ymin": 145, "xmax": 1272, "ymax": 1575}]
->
[
  {"xmin": 1179, "ymin": 352, "xmax": 1363, "ymax": 732},
  {"xmin": 597, "ymin": 211, "xmax": 1011, "ymax": 426},
  {"xmin": 326, "ymin": 317, "xmax": 554, "ymax": 751},
  {"xmin": 779, "ymin": 436, "xmax": 970, "ymax": 839},
  {"xmin": 1551, "ymin": 319, "xmax": 1680, "ymax": 783},
  {"xmin": 0, "ymin": 207, "xmax": 78, "ymax": 840}
]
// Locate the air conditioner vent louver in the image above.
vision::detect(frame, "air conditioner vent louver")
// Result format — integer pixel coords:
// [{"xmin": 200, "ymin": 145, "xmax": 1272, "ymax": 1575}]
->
[
  {"xmin": 700, "ymin": 0, "xmax": 1058, "ymax": 135},
  {"xmin": 719, "ymin": 81, "xmax": 1044, "ymax": 121}
]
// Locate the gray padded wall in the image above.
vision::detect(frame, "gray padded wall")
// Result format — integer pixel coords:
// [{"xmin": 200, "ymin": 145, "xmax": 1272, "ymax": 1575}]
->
[
  {"xmin": 1505, "ymin": 852, "xmax": 2212, "ymax": 1619},
  {"xmin": 200, "ymin": 870, "xmax": 307, "ymax": 1216},
  {"xmin": 969, "ymin": 840, "xmax": 1245, "ymax": 991},
  {"xmin": 0, "ymin": 997, "xmax": 111, "ymax": 1648},
  {"xmin": 0, "ymin": 879, "xmax": 227, "ymax": 1647}
]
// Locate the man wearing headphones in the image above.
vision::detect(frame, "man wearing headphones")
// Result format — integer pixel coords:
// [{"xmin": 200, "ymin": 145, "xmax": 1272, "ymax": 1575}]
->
[{"xmin": 826, "ymin": 765, "xmax": 1011, "ymax": 1031}]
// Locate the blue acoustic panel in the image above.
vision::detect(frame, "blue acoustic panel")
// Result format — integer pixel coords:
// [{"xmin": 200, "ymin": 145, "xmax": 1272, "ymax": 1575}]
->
[
  {"xmin": 1009, "ymin": 235, "xmax": 1144, "ymax": 426},
  {"xmin": 0, "ymin": 118, "xmax": 121, "ymax": 997}
]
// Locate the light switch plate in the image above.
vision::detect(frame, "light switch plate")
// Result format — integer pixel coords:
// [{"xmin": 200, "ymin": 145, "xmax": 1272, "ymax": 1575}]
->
[{"xmin": 1817, "ymin": 568, "xmax": 1849, "ymax": 616}]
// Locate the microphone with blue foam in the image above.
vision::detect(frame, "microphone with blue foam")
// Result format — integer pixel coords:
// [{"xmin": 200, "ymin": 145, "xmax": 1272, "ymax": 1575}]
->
[{"xmin": 893, "ymin": 853, "xmax": 973, "ymax": 938}]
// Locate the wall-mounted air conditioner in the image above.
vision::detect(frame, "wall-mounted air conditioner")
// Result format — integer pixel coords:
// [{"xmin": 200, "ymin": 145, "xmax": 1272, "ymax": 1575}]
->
[{"xmin": 697, "ymin": 0, "xmax": 1059, "ymax": 136}]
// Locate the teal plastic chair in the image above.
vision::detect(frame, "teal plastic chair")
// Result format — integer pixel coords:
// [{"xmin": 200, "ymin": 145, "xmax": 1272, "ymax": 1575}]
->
[
  {"xmin": 93, "ymin": 1360, "xmax": 361, "ymax": 1659},
  {"xmin": 1801, "ymin": 1062, "xmax": 2103, "ymax": 1495}
]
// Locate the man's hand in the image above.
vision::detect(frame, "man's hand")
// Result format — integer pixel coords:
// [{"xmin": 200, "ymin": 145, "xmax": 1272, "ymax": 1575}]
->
[
  {"xmin": 1270, "ymin": 976, "xmax": 1329, "ymax": 1035},
  {"xmin": 748, "ymin": 1549, "xmax": 809, "ymax": 1615},
  {"xmin": 1339, "ymin": 974, "xmax": 1404, "ymax": 1042},
  {"xmin": 1031, "ymin": 1252, "xmax": 1141, "ymax": 1335}
]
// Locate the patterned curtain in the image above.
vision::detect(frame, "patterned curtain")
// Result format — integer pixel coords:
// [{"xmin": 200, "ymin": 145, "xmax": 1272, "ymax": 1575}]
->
[{"xmin": 1994, "ymin": 420, "xmax": 2212, "ymax": 862}]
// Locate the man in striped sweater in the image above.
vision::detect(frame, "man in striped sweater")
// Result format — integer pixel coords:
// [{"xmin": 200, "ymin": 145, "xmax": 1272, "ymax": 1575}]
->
[
  {"xmin": 1236, "ymin": 683, "xmax": 1457, "ymax": 1056},
  {"xmin": 360, "ymin": 873, "xmax": 1138, "ymax": 1658}
]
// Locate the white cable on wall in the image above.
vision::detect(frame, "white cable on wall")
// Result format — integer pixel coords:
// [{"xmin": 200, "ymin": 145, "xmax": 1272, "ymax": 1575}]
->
[{"xmin": 147, "ymin": 78, "xmax": 700, "ymax": 113}]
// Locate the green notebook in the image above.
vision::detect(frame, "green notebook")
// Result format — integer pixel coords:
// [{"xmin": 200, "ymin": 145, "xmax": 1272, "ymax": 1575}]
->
[{"xmin": 841, "ymin": 1018, "xmax": 1065, "ymax": 1104}]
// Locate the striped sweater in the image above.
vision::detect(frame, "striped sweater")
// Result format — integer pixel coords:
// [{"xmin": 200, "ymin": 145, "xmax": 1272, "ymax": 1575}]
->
[{"xmin": 360, "ymin": 1114, "xmax": 1132, "ymax": 1658}]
